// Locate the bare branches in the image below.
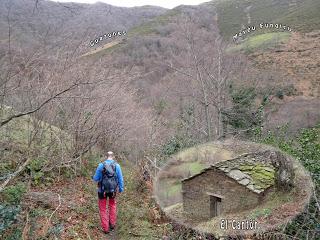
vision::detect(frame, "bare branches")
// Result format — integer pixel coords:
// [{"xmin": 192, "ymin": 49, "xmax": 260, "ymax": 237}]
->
[
  {"xmin": 1, "ymin": 81, "xmax": 79, "ymax": 127},
  {"xmin": 48, "ymin": 193, "xmax": 61, "ymax": 223},
  {"xmin": 0, "ymin": 157, "xmax": 31, "ymax": 193},
  {"xmin": 165, "ymin": 63, "xmax": 194, "ymax": 78},
  {"xmin": 161, "ymin": 17, "xmax": 238, "ymax": 141}
]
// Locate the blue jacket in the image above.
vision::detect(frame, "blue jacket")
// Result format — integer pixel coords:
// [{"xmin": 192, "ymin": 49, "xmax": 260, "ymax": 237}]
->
[{"xmin": 92, "ymin": 159, "xmax": 124, "ymax": 193}]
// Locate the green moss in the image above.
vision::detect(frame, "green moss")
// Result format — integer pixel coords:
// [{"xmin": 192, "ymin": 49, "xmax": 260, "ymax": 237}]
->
[
  {"xmin": 251, "ymin": 173, "xmax": 274, "ymax": 189},
  {"xmin": 238, "ymin": 165, "xmax": 254, "ymax": 171},
  {"xmin": 239, "ymin": 163, "xmax": 275, "ymax": 189}
]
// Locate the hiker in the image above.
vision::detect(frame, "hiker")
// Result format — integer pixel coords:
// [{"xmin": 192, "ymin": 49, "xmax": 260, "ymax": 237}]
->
[{"xmin": 92, "ymin": 151, "xmax": 124, "ymax": 234}]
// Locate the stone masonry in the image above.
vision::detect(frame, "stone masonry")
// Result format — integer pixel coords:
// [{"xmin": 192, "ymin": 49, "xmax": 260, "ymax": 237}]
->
[{"xmin": 181, "ymin": 152, "xmax": 276, "ymax": 220}]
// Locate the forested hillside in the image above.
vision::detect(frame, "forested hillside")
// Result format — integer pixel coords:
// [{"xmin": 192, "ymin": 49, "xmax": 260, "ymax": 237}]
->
[
  {"xmin": 0, "ymin": 0, "xmax": 319, "ymax": 239},
  {"xmin": 0, "ymin": 0, "xmax": 166, "ymax": 52}
]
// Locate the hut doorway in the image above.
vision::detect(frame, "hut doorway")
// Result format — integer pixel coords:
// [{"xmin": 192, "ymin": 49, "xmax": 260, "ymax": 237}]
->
[{"xmin": 209, "ymin": 194, "xmax": 222, "ymax": 217}]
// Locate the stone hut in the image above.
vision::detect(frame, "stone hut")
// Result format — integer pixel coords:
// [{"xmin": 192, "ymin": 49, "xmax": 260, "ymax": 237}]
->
[{"xmin": 181, "ymin": 153, "xmax": 276, "ymax": 220}]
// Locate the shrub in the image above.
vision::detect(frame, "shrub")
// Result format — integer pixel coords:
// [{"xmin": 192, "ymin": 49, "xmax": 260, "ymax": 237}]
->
[
  {"xmin": 27, "ymin": 157, "xmax": 47, "ymax": 185},
  {"xmin": 0, "ymin": 204, "xmax": 21, "ymax": 233},
  {"xmin": 2, "ymin": 228, "xmax": 22, "ymax": 240},
  {"xmin": 283, "ymin": 84, "xmax": 298, "ymax": 96},
  {"xmin": 276, "ymin": 89, "xmax": 284, "ymax": 99},
  {"xmin": 2, "ymin": 182, "xmax": 27, "ymax": 204},
  {"xmin": 79, "ymin": 153, "xmax": 101, "ymax": 178},
  {"xmin": 162, "ymin": 137, "xmax": 182, "ymax": 156},
  {"xmin": 253, "ymin": 123, "xmax": 320, "ymax": 238}
]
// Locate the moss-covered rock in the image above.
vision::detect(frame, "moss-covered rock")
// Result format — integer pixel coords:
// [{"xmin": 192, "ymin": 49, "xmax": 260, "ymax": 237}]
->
[{"xmin": 239, "ymin": 163, "xmax": 275, "ymax": 190}]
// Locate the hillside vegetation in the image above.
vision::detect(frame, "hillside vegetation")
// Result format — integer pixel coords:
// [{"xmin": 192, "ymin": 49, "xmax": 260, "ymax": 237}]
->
[
  {"xmin": 227, "ymin": 32, "xmax": 291, "ymax": 53},
  {"xmin": 82, "ymin": 0, "xmax": 320, "ymax": 57},
  {"xmin": 0, "ymin": 108, "xmax": 170, "ymax": 240},
  {"xmin": 0, "ymin": 0, "xmax": 167, "ymax": 51},
  {"xmin": 214, "ymin": 0, "xmax": 320, "ymax": 39},
  {"xmin": 0, "ymin": 0, "xmax": 319, "ymax": 239}
]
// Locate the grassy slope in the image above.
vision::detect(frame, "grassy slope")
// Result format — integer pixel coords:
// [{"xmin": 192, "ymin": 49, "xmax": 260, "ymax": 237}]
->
[
  {"xmin": 82, "ymin": 0, "xmax": 320, "ymax": 59},
  {"xmin": 276, "ymin": 0, "xmax": 320, "ymax": 33},
  {"xmin": 81, "ymin": 9, "xmax": 180, "ymax": 58},
  {"xmin": 127, "ymin": 9, "xmax": 180, "ymax": 37},
  {"xmin": 0, "ymin": 115, "xmax": 69, "ymax": 147},
  {"xmin": 215, "ymin": 0, "xmax": 320, "ymax": 40},
  {"xmin": 0, "ymin": 107, "xmax": 70, "ymax": 179},
  {"xmin": 227, "ymin": 32, "xmax": 291, "ymax": 53}
]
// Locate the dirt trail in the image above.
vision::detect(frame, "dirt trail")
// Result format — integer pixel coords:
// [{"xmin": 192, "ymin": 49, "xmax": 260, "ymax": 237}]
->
[
  {"xmin": 22, "ymin": 176, "xmax": 119, "ymax": 240},
  {"xmin": 105, "ymin": 229, "xmax": 118, "ymax": 240}
]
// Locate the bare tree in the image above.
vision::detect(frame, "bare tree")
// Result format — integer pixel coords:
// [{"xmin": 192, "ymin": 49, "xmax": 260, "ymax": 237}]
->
[
  {"xmin": 161, "ymin": 13, "xmax": 255, "ymax": 141},
  {"xmin": 0, "ymin": 1, "xmax": 155, "ymax": 191}
]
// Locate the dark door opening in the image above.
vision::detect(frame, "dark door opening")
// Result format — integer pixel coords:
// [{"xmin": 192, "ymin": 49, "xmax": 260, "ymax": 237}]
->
[{"xmin": 209, "ymin": 195, "xmax": 222, "ymax": 217}]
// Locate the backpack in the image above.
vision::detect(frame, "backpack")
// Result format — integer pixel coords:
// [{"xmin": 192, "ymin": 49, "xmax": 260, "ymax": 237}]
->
[{"xmin": 100, "ymin": 161, "xmax": 118, "ymax": 195}]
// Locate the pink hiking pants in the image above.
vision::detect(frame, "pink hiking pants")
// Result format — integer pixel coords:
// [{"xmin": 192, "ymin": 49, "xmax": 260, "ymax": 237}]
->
[{"xmin": 98, "ymin": 196, "xmax": 117, "ymax": 232}]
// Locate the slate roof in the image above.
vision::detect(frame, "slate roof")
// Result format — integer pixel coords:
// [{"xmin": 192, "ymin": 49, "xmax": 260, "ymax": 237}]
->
[{"xmin": 182, "ymin": 152, "xmax": 275, "ymax": 194}]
